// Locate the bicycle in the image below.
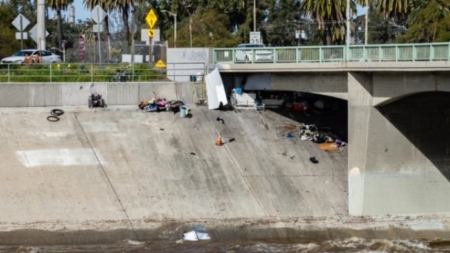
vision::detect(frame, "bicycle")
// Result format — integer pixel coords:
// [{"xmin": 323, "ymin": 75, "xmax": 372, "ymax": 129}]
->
[{"xmin": 115, "ymin": 66, "xmax": 130, "ymax": 82}]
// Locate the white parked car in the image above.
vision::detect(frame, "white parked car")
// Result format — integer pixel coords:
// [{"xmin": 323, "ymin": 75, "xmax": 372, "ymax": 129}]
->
[
  {"xmin": 1, "ymin": 49, "xmax": 62, "ymax": 64},
  {"xmin": 235, "ymin": 43, "xmax": 274, "ymax": 62}
]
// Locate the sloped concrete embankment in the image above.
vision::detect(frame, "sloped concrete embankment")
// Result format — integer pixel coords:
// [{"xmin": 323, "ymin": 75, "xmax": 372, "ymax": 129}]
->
[{"xmin": 0, "ymin": 106, "xmax": 448, "ymax": 245}]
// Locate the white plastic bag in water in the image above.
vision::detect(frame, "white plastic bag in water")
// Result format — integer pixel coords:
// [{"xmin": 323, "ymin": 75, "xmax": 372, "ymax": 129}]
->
[{"xmin": 183, "ymin": 230, "xmax": 199, "ymax": 241}]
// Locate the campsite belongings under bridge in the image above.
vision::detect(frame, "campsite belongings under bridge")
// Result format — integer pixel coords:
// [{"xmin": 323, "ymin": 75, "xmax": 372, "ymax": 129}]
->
[{"xmin": 278, "ymin": 122, "xmax": 347, "ymax": 152}]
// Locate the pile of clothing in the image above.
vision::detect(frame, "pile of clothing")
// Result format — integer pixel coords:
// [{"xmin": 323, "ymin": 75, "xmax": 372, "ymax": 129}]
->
[{"xmin": 138, "ymin": 97, "xmax": 185, "ymax": 113}]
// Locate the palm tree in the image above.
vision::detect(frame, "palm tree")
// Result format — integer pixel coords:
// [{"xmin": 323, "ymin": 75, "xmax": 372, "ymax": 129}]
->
[
  {"xmin": 47, "ymin": 0, "xmax": 73, "ymax": 50},
  {"xmin": 300, "ymin": 0, "xmax": 357, "ymax": 45},
  {"xmin": 375, "ymin": 0, "xmax": 413, "ymax": 19},
  {"xmin": 106, "ymin": 0, "xmax": 144, "ymax": 54}
]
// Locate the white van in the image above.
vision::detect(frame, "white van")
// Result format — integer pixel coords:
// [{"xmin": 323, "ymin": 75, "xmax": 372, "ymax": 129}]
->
[{"xmin": 235, "ymin": 44, "xmax": 273, "ymax": 62}]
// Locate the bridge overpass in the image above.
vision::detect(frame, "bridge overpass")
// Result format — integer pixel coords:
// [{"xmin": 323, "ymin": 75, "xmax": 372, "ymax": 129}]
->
[{"xmin": 211, "ymin": 42, "xmax": 450, "ymax": 216}]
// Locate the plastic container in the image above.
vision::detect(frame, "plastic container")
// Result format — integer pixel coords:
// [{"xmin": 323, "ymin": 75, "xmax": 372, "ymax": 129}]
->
[{"xmin": 180, "ymin": 105, "xmax": 189, "ymax": 118}]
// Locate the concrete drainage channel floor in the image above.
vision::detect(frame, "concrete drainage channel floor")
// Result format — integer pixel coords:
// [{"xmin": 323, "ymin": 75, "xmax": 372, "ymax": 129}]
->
[{"xmin": 0, "ymin": 106, "xmax": 449, "ymax": 249}]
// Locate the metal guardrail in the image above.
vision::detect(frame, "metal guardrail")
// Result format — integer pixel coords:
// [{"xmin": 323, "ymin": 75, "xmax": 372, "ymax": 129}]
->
[{"xmin": 213, "ymin": 43, "xmax": 450, "ymax": 63}]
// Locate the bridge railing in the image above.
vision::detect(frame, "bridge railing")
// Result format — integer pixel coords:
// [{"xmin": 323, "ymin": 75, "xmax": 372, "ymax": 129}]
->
[{"xmin": 213, "ymin": 43, "xmax": 450, "ymax": 63}]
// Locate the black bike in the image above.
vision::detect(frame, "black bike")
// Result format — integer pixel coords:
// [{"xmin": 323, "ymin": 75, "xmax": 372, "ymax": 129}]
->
[{"xmin": 115, "ymin": 67, "xmax": 129, "ymax": 82}]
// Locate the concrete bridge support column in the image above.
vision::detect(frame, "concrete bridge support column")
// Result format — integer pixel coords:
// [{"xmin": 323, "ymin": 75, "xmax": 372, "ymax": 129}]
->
[
  {"xmin": 347, "ymin": 72, "xmax": 373, "ymax": 216},
  {"xmin": 348, "ymin": 72, "xmax": 450, "ymax": 216}
]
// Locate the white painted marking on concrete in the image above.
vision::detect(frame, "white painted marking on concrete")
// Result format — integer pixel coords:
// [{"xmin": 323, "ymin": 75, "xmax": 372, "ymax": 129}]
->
[
  {"xmin": 80, "ymin": 122, "xmax": 119, "ymax": 133},
  {"xmin": 16, "ymin": 148, "xmax": 105, "ymax": 168},
  {"xmin": 43, "ymin": 131, "xmax": 69, "ymax": 137}
]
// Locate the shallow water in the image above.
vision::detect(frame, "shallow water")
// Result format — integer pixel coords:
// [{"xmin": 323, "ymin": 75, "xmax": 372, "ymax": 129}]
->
[{"xmin": 4, "ymin": 237, "xmax": 450, "ymax": 253}]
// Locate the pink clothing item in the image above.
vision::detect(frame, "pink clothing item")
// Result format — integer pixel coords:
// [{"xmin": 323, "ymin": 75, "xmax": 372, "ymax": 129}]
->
[{"xmin": 158, "ymin": 100, "xmax": 168, "ymax": 106}]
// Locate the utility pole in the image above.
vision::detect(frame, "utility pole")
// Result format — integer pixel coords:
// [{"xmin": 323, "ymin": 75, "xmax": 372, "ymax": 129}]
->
[{"xmin": 37, "ymin": 0, "xmax": 46, "ymax": 50}]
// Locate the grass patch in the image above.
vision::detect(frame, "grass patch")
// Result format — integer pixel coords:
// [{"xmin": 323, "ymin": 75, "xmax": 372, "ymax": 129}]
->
[{"xmin": 0, "ymin": 63, "xmax": 170, "ymax": 82}]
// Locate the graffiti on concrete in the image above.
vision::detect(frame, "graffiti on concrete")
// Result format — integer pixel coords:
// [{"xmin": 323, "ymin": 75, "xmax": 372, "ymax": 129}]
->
[{"xmin": 182, "ymin": 49, "xmax": 207, "ymax": 62}]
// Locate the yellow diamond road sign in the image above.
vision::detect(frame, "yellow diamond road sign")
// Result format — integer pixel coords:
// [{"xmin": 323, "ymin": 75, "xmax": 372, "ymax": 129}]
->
[
  {"xmin": 155, "ymin": 60, "xmax": 166, "ymax": 68},
  {"xmin": 145, "ymin": 9, "xmax": 157, "ymax": 29}
]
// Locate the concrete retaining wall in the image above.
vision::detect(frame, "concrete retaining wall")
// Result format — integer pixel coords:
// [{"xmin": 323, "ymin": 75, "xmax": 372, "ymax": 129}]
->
[{"xmin": 0, "ymin": 82, "xmax": 195, "ymax": 107}]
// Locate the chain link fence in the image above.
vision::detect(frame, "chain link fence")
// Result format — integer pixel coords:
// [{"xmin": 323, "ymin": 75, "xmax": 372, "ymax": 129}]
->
[
  {"xmin": 65, "ymin": 35, "xmax": 167, "ymax": 64},
  {"xmin": 0, "ymin": 82, "xmax": 196, "ymax": 107}
]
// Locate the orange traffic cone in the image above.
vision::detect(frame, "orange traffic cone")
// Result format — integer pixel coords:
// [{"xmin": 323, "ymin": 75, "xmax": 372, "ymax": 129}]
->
[{"xmin": 215, "ymin": 133, "xmax": 223, "ymax": 146}]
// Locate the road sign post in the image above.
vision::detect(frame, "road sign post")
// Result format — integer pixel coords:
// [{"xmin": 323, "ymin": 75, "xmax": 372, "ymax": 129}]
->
[
  {"xmin": 91, "ymin": 5, "xmax": 107, "ymax": 64},
  {"xmin": 146, "ymin": 9, "xmax": 158, "ymax": 65},
  {"xmin": 12, "ymin": 14, "xmax": 30, "ymax": 50},
  {"xmin": 79, "ymin": 35, "xmax": 86, "ymax": 61},
  {"xmin": 249, "ymin": 32, "xmax": 261, "ymax": 44},
  {"xmin": 29, "ymin": 24, "xmax": 49, "ymax": 45}
]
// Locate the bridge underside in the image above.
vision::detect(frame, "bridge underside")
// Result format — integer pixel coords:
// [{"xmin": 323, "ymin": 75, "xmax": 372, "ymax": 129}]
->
[{"xmin": 221, "ymin": 71, "xmax": 450, "ymax": 215}]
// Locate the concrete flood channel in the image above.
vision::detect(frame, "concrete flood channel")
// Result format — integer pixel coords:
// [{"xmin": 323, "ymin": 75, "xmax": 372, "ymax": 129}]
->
[{"xmin": 0, "ymin": 99, "xmax": 449, "ymax": 250}]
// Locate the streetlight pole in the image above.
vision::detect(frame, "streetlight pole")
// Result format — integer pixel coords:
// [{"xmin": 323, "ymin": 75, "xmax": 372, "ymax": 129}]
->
[
  {"xmin": 162, "ymin": 10, "xmax": 177, "ymax": 48},
  {"xmin": 253, "ymin": 0, "xmax": 256, "ymax": 31},
  {"xmin": 346, "ymin": 0, "xmax": 351, "ymax": 60},
  {"xmin": 365, "ymin": 0, "xmax": 369, "ymax": 45}
]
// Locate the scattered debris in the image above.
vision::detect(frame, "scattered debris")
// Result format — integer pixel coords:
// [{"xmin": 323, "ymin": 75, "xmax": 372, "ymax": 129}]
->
[
  {"xmin": 278, "ymin": 122, "xmax": 347, "ymax": 151},
  {"xmin": 15, "ymin": 246, "xmax": 40, "ymax": 253},
  {"xmin": 139, "ymin": 95, "xmax": 185, "ymax": 114},
  {"xmin": 277, "ymin": 122, "xmax": 305, "ymax": 136},
  {"xmin": 216, "ymin": 117, "xmax": 225, "ymax": 124},
  {"xmin": 196, "ymin": 99, "xmax": 206, "ymax": 106},
  {"xmin": 51, "ymin": 109, "xmax": 64, "ymax": 116},
  {"xmin": 216, "ymin": 133, "xmax": 223, "ymax": 146},
  {"xmin": 125, "ymin": 239, "xmax": 144, "ymax": 245},
  {"xmin": 183, "ymin": 225, "xmax": 211, "ymax": 241},
  {"xmin": 47, "ymin": 109, "xmax": 64, "ymax": 122},
  {"xmin": 47, "ymin": 115, "xmax": 60, "ymax": 122},
  {"xmin": 319, "ymin": 142, "xmax": 344, "ymax": 151}
]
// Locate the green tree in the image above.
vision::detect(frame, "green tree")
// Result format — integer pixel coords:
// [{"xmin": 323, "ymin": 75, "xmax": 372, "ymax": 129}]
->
[
  {"xmin": 108, "ymin": 0, "xmax": 144, "ymax": 54},
  {"xmin": 158, "ymin": 0, "xmax": 272, "ymax": 45},
  {"xmin": 166, "ymin": 9, "xmax": 240, "ymax": 47},
  {"xmin": 397, "ymin": 0, "xmax": 450, "ymax": 42},
  {"xmin": 299, "ymin": 0, "xmax": 357, "ymax": 45},
  {"xmin": 375, "ymin": 0, "xmax": 413, "ymax": 19},
  {"xmin": 47, "ymin": 0, "xmax": 73, "ymax": 50},
  {"xmin": 263, "ymin": 0, "xmax": 303, "ymax": 46},
  {"xmin": 0, "ymin": 0, "xmax": 36, "ymax": 56}
]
